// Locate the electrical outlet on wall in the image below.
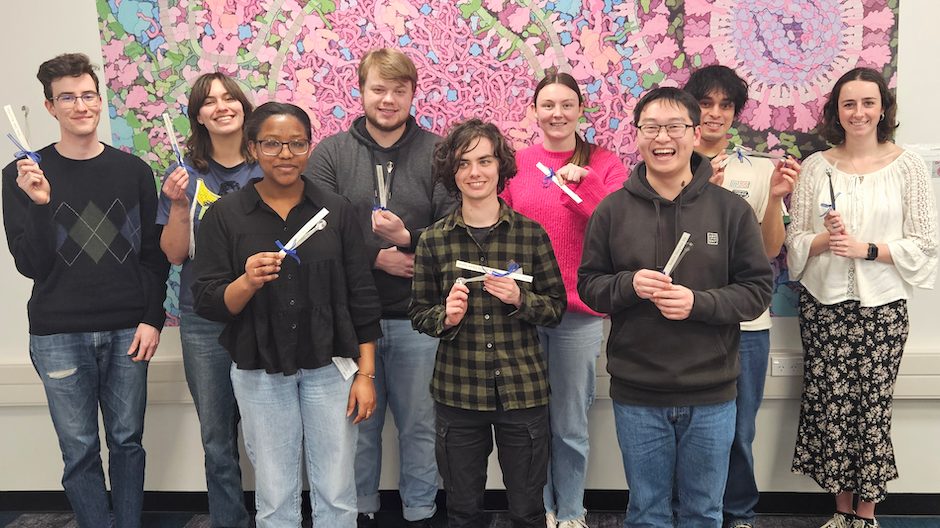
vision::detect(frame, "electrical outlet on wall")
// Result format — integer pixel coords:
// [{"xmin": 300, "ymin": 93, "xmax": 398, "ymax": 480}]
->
[{"xmin": 771, "ymin": 356, "xmax": 803, "ymax": 377}]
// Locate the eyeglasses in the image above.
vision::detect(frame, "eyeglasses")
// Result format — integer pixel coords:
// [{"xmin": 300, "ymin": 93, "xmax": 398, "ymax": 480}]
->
[
  {"xmin": 52, "ymin": 92, "xmax": 101, "ymax": 107},
  {"xmin": 635, "ymin": 123, "xmax": 695, "ymax": 139},
  {"xmin": 257, "ymin": 139, "xmax": 310, "ymax": 156}
]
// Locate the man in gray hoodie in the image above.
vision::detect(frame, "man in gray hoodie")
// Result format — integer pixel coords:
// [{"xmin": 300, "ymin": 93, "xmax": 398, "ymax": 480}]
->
[{"xmin": 305, "ymin": 48, "xmax": 454, "ymax": 528}]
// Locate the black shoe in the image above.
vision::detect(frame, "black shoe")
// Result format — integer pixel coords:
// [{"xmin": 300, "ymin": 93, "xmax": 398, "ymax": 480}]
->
[
  {"xmin": 407, "ymin": 509, "xmax": 449, "ymax": 528},
  {"xmin": 357, "ymin": 513, "xmax": 378, "ymax": 528}
]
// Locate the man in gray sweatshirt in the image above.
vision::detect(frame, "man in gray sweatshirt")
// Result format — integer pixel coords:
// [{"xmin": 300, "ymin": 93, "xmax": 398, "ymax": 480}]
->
[{"xmin": 305, "ymin": 48, "xmax": 455, "ymax": 528}]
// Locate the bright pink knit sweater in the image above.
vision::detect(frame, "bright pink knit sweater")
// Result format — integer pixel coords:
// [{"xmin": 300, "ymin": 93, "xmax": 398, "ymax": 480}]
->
[{"xmin": 503, "ymin": 143, "xmax": 629, "ymax": 315}]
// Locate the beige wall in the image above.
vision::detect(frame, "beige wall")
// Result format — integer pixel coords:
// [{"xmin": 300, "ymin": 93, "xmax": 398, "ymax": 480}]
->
[{"xmin": 1, "ymin": 1, "xmax": 938, "ymax": 494}]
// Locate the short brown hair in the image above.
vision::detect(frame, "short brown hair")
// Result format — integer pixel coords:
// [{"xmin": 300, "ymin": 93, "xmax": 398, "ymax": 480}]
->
[
  {"xmin": 37, "ymin": 53, "xmax": 100, "ymax": 101},
  {"xmin": 818, "ymin": 67, "xmax": 898, "ymax": 145},
  {"xmin": 433, "ymin": 119, "xmax": 517, "ymax": 198},
  {"xmin": 357, "ymin": 48, "xmax": 418, "ymax": 93}
]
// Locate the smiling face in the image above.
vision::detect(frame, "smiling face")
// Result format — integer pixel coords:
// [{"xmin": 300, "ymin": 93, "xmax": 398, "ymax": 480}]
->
[
  {"xmin": 362, "ymin": 66, "xmax": 414, "ymax": 136},
  {"xmin": 44, "ymin": 73, "xmax": 101, "ymax": 141},
  {"xmin": 533, "ymin": 82, "xmax": 583, "ymax": 151},
  {"xmin": 637, "ymin": 99, "xmax": 701, "ymax": 183},
  {"xmin": 837, "ymin": 80, "xmax": 882, "ymax": 143},
  {"xmin": 455, "ymin": 136, "xmax": 500, "ymax": 205},
  {"xmin": 250, "ymin": 114, "xmax": 310, "ymax": 190},
  {"xmin": 196, "ymin": 79, "xmax": 245, "ymax": 138},
  {"xmin": 697, "ymin": 89, "xmax": 735, "ymax": 150}
]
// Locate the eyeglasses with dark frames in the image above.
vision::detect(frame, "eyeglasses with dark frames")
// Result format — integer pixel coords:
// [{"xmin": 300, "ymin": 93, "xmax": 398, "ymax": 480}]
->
[
  {"xmin": 635, "ymin": 123, "xmax": 695, "ymax": 139},
  {"xmin": 257, "ymin": 139, "xmax": 310, "ymax": 156}
]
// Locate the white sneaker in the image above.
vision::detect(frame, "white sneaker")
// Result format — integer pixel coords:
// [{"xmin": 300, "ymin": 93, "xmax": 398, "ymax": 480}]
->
[
  {"xmin": 850, "ymin": 517, "xmax": 879, "ymax": 528},
  {"xmin": 820, "ymin": 512, "xmax": 854, "ymax": 528},
  {"xmin": 558, "ymin": 518, "xmax": 589, "ymax": 528},
  {"xmin": 546, "ymin": 512, "xmax": 558, "ymax": 528}
]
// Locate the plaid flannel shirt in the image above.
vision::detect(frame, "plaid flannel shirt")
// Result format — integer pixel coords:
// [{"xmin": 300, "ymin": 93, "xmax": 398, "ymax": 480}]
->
[{"xmin": 409, "ymin": 199, "xmax": 566, "ymax": 411}]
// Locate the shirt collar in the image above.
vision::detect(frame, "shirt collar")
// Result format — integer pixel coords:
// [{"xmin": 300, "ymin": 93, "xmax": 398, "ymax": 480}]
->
[
  {"xmin": 238, "ymin": 175, "xmax": 323, "ymax": 215},
  {"xmin": 443, "ymin": 197, "xmax": 516, "ymax": 232}
]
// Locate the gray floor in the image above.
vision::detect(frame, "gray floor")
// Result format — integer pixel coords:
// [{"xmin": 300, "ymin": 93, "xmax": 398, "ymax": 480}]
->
[{"xmin": 2, "ymin": 513, "xmax": 939, "ymax": 528}]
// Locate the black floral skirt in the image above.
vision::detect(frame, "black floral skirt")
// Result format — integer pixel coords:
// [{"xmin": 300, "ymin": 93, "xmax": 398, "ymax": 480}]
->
[{"xmin": 791, "ymin": 290, "xmax": 908, "ymax": 503}]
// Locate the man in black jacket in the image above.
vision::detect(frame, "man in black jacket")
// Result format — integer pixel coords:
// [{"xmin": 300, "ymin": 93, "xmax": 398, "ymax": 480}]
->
[
  {"xmin": 305, "ymin": 48, "xmax": 454, "ymax": 528},
  {"xmin": 577, "ymin": 87, "xmax": 773, "ymax": 528}
]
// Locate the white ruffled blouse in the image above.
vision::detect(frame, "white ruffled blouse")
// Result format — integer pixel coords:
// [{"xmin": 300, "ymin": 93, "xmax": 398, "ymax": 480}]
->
[{"xmin": 786, "ymin": 150, "xmax": 939, "ymax": 307}]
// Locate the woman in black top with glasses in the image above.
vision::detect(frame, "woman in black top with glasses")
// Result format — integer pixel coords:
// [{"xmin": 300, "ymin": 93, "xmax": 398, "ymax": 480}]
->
[{"xmin": 192, "ymin": 102, "xmax": 382, "ymax": 528}]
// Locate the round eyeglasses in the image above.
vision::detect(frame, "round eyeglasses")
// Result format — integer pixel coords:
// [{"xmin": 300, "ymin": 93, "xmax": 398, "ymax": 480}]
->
[{"xmin": 257, "ymin": 139, "xmax": 310, "ymax": 156}]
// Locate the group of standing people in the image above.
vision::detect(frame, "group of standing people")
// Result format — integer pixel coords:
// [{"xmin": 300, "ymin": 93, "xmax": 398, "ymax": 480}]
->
[{"xmin": 3, "ymin": 46, "xmax": 937, "ymax": 528}]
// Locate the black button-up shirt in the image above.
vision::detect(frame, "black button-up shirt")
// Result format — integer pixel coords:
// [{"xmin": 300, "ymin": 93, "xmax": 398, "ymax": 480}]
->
[{"xmin": 192, "ymin": 177, "xmax": 382, "ymax": 375}]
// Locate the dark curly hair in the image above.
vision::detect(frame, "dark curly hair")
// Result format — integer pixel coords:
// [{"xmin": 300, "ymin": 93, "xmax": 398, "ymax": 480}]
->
[
  {"xmin": 683, "ymin": 64, "xmax": 749, "ymax": 119},
  {"xmin": 819, "ymin": 67, "xmax": 898, "ymax": 145},
  {"xmin": 433, "ymin": 119, "xmax": 516, "ymax": 198},
  {"xmin": 37, "ymin": 53, "xmax": 100, "ymax": 101},
  {"xmin": 185, "ymin": 72, "xmax": 255, "ymax": 173}
]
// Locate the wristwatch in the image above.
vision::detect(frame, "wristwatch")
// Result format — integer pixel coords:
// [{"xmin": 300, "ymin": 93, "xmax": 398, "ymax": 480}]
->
[{"xmin": 866, "ymin": 243, "xmax": 878, "ymax": 261}]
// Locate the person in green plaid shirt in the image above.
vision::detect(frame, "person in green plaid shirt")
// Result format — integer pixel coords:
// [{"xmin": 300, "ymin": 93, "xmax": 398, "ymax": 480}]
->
[{"xmin": 409, "ymin": 119, "xmax": 566, "ymax": 528}]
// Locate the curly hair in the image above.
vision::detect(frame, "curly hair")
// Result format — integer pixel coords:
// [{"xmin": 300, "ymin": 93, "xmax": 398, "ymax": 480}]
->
[
  {"xmin": 433, "ymin": 119, "xmax": 516, "ymax": 198},
  {"xmin": 818, "ymin": 67, "xmax": 898, "ymax": 145},
  {"xmin": 683, "ymin": 64, "xmax": 749, "ymax": 119},
  {"xmin": 37, "ymin": 53, "xmax": 100, "ymax": 101},
  {"xmin": 185, "ymin": 72, "xmax": 255, "ymax": 173}
]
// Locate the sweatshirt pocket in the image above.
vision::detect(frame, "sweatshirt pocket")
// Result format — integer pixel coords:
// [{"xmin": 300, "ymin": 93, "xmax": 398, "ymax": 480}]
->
[{"xmin": 606, "ymin": 312, "xmax": 737, "ymax": 392}]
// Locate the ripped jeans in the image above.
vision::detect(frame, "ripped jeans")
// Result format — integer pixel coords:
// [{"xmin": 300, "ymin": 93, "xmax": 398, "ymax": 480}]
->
[{"xmin": 30, "ymin": 328, "xmax": 149, "ymax": 528}]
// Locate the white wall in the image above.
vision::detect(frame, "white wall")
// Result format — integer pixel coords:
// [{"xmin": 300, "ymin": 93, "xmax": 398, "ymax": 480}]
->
[{"xmin": 0, "ymin": 1, "xmax": 938, "ymax": 495}]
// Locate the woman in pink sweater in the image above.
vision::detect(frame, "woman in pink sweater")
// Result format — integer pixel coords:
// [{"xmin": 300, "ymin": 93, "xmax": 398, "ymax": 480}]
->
[{"xmin": 502, "ymin": 73, "xmax": 628, "ymax": 528}]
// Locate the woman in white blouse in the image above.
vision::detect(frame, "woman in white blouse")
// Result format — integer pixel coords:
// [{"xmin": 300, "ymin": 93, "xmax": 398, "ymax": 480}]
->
[{"xmin": 786, "ymin": 67, "xmax": 939, "ymax": 528}]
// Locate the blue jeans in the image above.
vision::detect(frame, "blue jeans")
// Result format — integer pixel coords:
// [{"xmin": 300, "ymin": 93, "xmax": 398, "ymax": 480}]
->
[
  {"xmin": 29, "ymin": 328, "xmax": 149, "ymax": 528},
  {"xmin": 179, "ymin": 310, "xmax": 249, "ymax": 528},
  {"xmin": 231, "ymin": 363, "xmax": 357, "ymax": 528},
  {"xmin": 538, "ymin": 312, "xmax": 603, "ymax": 522},
  {"xmin": 723, "ymin": 330, "xmax": 769, "ymax": 527},
  {"xmin": 613, "ymin": 400, "xmax": 736, "ymax": 528},
  {"xmin": 355, "ymin": 318, "xmax": 438, "ymax": 521}
]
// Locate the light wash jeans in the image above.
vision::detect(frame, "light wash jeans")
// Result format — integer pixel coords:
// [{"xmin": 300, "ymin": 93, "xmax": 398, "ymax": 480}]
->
[
  {"xmin": 723, "ymin": 329, "xmax": 769, "ymax": 528},
  {"xmin": 179, "ymin": 310, "xmax": 249, "ymax": 528},
  {"xmin": 614, "ymin": 400, "xmax": 736, "ymax": 528},
  {"xmin": 355, "ymin": 318, "xmax": 438, "ymax": 521},
  {"xmin": 538, "ymin": 312, "xmax": 603, "ymax": 522},
  {"xmin": 231, "ymin": 363, "xmax": 357, "ymax": 528},
  {"xmin": 29, "ymin": 328, "xmax": 148, "ymax": 528}
]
